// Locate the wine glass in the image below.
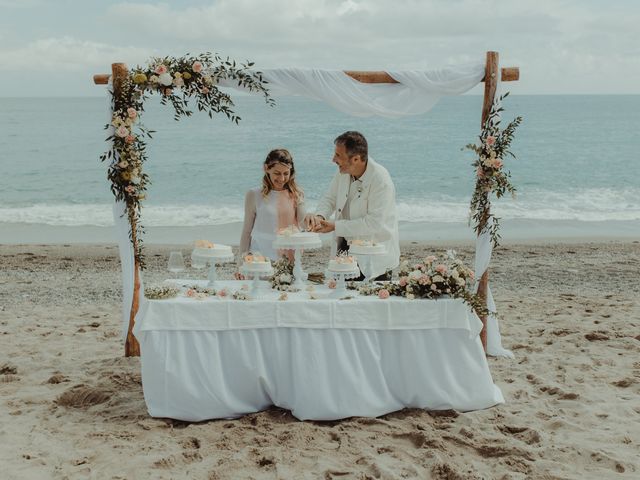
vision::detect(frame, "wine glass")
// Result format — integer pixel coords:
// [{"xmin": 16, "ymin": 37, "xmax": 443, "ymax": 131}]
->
[{"xmin": 168, "ymin": 251, "xmax": 185, "ymax": 273}]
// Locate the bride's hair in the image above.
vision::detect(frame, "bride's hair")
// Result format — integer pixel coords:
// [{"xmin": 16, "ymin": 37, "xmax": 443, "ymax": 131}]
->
[{"xmin": 261, "ymin": 149, "xmax": 303, "ymax": 203}]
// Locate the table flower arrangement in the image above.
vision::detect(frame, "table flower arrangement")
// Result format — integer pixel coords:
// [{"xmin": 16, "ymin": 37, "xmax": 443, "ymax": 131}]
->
[
  {"xmin": 270, "ymin": 257, "xmax": 299, "ymax": 292},
  {"xmin": 351, "ymin": 252, "xmax": 488, "ymax": 316},
  {"xmin": 145, "ymin": 286, "xmax": 180, "ymax": 300}
]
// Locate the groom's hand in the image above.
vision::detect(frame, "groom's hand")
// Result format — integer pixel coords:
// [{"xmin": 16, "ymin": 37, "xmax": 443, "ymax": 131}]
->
[
  {"xmin": 304, "ymin": 214, "xmax": 323, "ymax": 231},
  {"xmin": 315, "ymin": 220, "xmax": 335, "ymax": 233}
]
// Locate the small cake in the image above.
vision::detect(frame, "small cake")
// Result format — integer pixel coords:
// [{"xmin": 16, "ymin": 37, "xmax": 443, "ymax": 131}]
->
[
  {"xmin": 274, "ymin": 225, "xmax": 321, "ymax": 247},
  {"xmin": 327, "ymin": 254, "xmax": 359, "ymax": 273},
  {"xmin": 349, "ymin": 239, "xmax": 387, "ymax": 255},
  {"xmin": 242, "ymin": 253, "xmax": 273, "ymax": 272},
  {"xmin": 193, "ymin": 240, "xmax": 233, "ymax": 257}
]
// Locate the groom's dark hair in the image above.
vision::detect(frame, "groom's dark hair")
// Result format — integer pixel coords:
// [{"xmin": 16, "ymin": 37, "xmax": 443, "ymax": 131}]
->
[{"xmin": 335, "ymin": 131, "xmax": 368, "ymax": 162}]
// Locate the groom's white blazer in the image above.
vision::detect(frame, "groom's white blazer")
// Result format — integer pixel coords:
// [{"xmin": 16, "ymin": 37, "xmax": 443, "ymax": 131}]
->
[{"xmin": 316, "ymin": 158, "xmax": 400, "ymax": 278}]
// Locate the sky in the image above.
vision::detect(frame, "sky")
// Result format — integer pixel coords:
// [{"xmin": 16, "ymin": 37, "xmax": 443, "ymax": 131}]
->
[{"xmin": 1, "ymin": 0, "xmax": 639, "ymax": 96}]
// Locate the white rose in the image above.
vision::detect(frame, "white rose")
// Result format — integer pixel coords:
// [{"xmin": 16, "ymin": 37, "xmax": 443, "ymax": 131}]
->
[
  {"xmin": 158, "ymin": 72, "xmax": 173, "ymax": 86},
  {"xmin": 409, "ymin": 270, "xmax": 422, "ymax": 280},
  {"xmin": 279, "ymin": 273, "xmax": 292, "ymax": 284},
  {"xmin": 173, "ymin": 77, "xmax": 184, "ymax": 87},
  {"xmin": 432, "ymin": 275, "xmax": 444, "ymax": 283}
]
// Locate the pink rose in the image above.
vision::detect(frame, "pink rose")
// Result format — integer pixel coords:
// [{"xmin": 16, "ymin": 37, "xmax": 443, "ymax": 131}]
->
[
  {"xmin": 192, "ymin": 61, "xmax": 203, "ymax": 73},
  {"xmin": 493, "ymin": 158, "xmax": 503, "ymax": 169},
  {"xmin": 125, "ymin": 135, "xmax": 135, "ymax": 144},
  {"xmin": 155, "ymin": 64, "xmax": 168, "ymax": 75},
  {"xmin": 186, "ymin": 289, "xmax": 196, "ymax": 297},
  {"xmin": 476, "ymin": 166, "xmax": 485, "ymax": 178},
  {"xmin": 486, "ymin": 136, "xmax": 496, "ymax": 146},
  {"xmin": 115, "ymin": 126, "xmax": 129, "ymax": 138},
  {"xmin": 378, "ymin": 289, "xmax": 390, "ymax": 299},
  {"xmin": 217, "ymin": 288, "xmax": 228, "ymax": 297},
  {"xmin": 415, "ymin": 264, "xmax": 425, "ymax": 271},
  {"xmin": 327, "ymin": 279, "xmax": 337, "ymax": 289},
  {"xmin": 127, "ymin": 107, "xmax": 137, "ymax": 119},
  {"xmin": 435, "ymin": 264, "xmax": 448, "ymax": 274},
  {"xmin": 419, "ymin": 275, "xmax": 431, "ymax": 285},
  {"xmin": 399, "ymin": 277, "xmax": 408, "ymax": 287},
  {"xmin": 124, "ymin": 185, "xmax": 136, "ymax": 194}
]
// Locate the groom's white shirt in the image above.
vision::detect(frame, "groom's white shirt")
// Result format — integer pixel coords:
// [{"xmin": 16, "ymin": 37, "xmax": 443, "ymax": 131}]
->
[{"xmin": 316, "ymin": 158, "xmax": 400, "ymax": 278}]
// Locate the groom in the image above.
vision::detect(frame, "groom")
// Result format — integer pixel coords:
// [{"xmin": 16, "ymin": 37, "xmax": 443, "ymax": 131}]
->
[{"xmin": 305, "ymin": 131, "xmax": 400, "ymax": 280}]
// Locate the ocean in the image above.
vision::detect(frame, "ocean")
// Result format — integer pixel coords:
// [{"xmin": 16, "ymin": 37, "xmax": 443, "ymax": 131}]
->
[{"xmin": 1, "ymin": 93, "xmax": 639, "ymax": 243}]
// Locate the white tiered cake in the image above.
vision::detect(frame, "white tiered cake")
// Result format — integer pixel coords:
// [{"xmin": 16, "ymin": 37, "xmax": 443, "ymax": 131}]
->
[
  {"xmin": 274, "ymin": 225, "xmax": 321, "ymax": 247},
  {"xmin": 349, "ymin": 239, "xmax": 386, "ymax": 255},
  {"xmin": 193, "ymin": 240, "xmax": 233, "ymax": 257},
  {"xmin": 327, "ymin": 254, "xmax": 359, "ymax": 273},
  {"xmin": 241, "ymin": 253, "xmax": 273, "ymax": 273}
]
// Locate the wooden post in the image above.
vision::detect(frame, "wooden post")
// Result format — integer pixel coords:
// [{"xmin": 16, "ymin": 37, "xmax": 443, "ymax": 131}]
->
[
  {"xmin": 477, "ymin": 51, "xmax": 499, "ymax": 352},
  {"xmin": 109, "ymin": 63, "xmax": 142, "ymax": 358}
]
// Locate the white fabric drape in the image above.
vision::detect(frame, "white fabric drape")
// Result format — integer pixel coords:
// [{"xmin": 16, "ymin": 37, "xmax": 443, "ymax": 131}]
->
[
  {"xmin": 219, "ymin": 63, "xmax": 485, "ymax": 118},
  {"xmin": 474, "ymin": 217, "xmax": 514, "ymax": 358}
]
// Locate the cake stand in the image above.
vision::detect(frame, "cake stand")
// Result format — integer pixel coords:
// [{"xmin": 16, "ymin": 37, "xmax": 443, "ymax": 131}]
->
[
  {"xmin": 272, "ymin": 238, "xmax": 323, "ymax": 290},
  {"xmin": 351, "ymin": 247, "xmax": 387, "ymax": 284},
  {"xmin": 325, "ymin": 268, "xmax": 361, "ymax": 299},
  {"xmin": 192, "ymin": 250, "xmax": 235, "ymax": 288},
  {"xmin": 240, "ymin": 265, "xmax": 274, "ymax": 299}
]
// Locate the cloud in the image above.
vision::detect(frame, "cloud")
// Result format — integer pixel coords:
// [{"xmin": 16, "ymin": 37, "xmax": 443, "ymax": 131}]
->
[{"xmin": 0, "ymin": 37, "xmax": 153, "ymax": 72}]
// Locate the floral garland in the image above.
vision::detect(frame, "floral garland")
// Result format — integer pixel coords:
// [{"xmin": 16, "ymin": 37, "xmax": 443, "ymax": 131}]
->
[
  {"xmin": 100, "ymin": 53, "xmax": 273, "ymax": 269},
  {"xmin": 144, "ymin": 286, "xmax": 180, "ymax": 300},
  {"xmin": 466, "ymin": 92, "xmax": 523, "ymax": 247},
  {"xmin": 349, "ymin": 252, "xmax": 488, "ymax": 317}
]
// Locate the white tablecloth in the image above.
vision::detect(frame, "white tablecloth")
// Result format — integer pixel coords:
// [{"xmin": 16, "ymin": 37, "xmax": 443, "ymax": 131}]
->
[{"xmin": 133, "ymin": 281, "xmax": 504, "ymax": 421}]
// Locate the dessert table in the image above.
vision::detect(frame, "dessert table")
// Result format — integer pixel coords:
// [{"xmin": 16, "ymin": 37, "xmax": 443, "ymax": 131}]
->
[{"xmin": 133, "ymin": 280, "xmax": 504, "ymax": 421}]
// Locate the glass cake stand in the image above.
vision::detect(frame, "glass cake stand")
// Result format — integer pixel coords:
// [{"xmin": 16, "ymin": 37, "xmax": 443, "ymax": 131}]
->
[
  {"xmin": 325, "ymin": 268, "xmax": 361, "ymax": 299},
  {"xmin": 192, "ymin": 250, "xmax": 235, "ymax": 288},
  {"xmin": 272, "ymin": 238, "xmax": 323, "ymax": 289},
  {"xmin": 240, "ymin": 265, "xmax": 274, "ymax": 299}
]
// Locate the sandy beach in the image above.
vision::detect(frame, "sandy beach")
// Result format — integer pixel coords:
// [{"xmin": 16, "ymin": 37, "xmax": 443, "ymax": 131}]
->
[{"xmin": 1, "ymin": 241, "xmax": 639, "ymax": 479}]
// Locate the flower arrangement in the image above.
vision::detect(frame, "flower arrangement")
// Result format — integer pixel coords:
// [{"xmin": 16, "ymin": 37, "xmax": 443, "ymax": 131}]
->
[
  {"xmin": 144, "ymin": 286, "xmax": 180, "ymax": 300},
  {"xmin": 184, "ymin": 285, "xmax": 217, "ymax": 300},
  {"xmin": 466, "ymin": 92, "xmax": 522, "ymax": 247},
  {"xmin": 270, "ymin": 257, "xmax": 298, "ymax": 292},
  {"xmin": 351, "ymin": 252, "xmax": 488, "ymax": 316},
  {"xmin": 100, "ymin": 53, "xmax": 273, "ymax": 268},
  {"xmin": 232, "ymin": 291, "xmax": 251, "ymax": 301}
]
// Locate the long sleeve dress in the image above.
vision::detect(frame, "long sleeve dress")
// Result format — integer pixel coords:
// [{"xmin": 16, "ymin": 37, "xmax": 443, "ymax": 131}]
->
[{"xmin": 239, "ymin": 188, "xmax": 305, "ymax": 262}]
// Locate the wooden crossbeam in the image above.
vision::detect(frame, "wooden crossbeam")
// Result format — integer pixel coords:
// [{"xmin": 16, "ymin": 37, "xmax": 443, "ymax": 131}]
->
[{"xmin": 93, "ymin": 66, "xmax": 519, "ymax": 86}]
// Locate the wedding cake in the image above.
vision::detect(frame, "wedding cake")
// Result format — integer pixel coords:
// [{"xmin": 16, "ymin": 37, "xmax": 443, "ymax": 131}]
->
[
  {"xmin": 327, "ymin": 254, "xmax": 359, "ymax": 273},
  {"xmin": 193, "ymin": 240, "xmax": 233, "ymax": 257},
  {"xmin": 273, "ymin": 225, "xmax": 321, "ymax": 247},
  {"xmin": 349, "ymin": 239, "xmax": 386, "ymax": 255},
  {"xmin": 241, "ymin": 253, "xmax": 273, "ymax": 273}
]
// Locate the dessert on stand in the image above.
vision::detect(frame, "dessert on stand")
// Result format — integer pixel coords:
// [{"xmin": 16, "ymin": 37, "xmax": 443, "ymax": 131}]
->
[
  {"xmin": 326, "ymin": 253, "xmax": 361, "ymax": 298},
  {"xmin": 349, "ymin": 239, "xmax": 387, "ymax": 283},
  {"xmin": 240, "ymin": 253, "xmax": 274, "ymax": 298},
  {"xmin": 272, "ymin": 225, "xmax": 322, "ymax": 289},
  {"xmin": 192, "ymin": 240, "xmax": 235, "ymax": 287}
]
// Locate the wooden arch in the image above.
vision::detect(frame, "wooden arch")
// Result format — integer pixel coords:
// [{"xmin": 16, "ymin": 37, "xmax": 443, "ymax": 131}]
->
[{"xmin": 94, "ymin": 51, "xmax": 519, "ymax": 356}]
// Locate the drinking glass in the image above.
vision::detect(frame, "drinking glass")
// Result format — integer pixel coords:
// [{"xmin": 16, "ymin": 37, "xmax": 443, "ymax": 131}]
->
[{"xmin": 168, "ymin": 251, "xmax": 186, "ymax": 273}]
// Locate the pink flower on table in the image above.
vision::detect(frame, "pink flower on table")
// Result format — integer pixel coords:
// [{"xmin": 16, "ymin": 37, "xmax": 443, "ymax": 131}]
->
[
  {"xmin": 127, "ymin": 107, "xmax": 137, "ymax": 119},
  {"xmin": 378, "ymin": 289, "xmax": 390, "ymax": 299},
  {"xmin": 115, "ymin": 126, "xmax": 129, "ymax": 138},
  {"xmin": 486, "ymin": 136, "xmax": 496, "ymax": 146},
  {"xmin": 419, "ymin": 275, "xmax": 431, "ymax": 286},
  {"xmin": 435, "ymin": 264, "xmax": 448, "ymax": 274},
  {"xmin": 192, "ymin": 61, "xmax": 203, "ymax": 73},
  {"xmin": 217, "ymin": 288, "xmax": 228, "ymax": 297},
  {"xmin": 398, "ymin": 277, "xmax": 408, "ymax": 287},
  {"xmin": 155, "ymin": 64, "xmax": 168, "ymax": 75},
  {"xmin": 327, "ymin": 279, "xmax": 337, "ymax": 289},
  {"xmin": 186, "ymin": 289, "xmax": 196, "ymax": 298}
]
